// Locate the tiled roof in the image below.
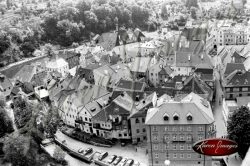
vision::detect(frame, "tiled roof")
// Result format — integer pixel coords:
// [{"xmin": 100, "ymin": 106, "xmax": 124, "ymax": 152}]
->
[
  {"xmin": 98, "ymin": 32, "xmax": 120, "ymax": 51},
  {"xmin": 224, "ymin": 63, "xmax": 245, "ymax": 76},
  {"xmin": 115, "ymin": 79, "xmax": 146, "ymax": 92},
  {"xmin": 145, "ymin": 92, "xmax": 214, "ymax": 125},
  {"xmin": 226, "ymin": 71, "xmax": 250, "ymax": 86},
  {"xmin": 175, "ymin": 51, "xmax": 212, "ymax": 67},
  {"xmin": 0, "ymin": 74, "xmax": 13, "ymax": 96},
  {"xmin": 181, "ymin": 27, "xmax": 207, "ymax": 41},
  {"xmin": 14, "ymin": 65, "xmax": 36, "ymax": 83},
  {"xmin": 130, "ymin": 57, "xmax": 152, "ymax": 73}
]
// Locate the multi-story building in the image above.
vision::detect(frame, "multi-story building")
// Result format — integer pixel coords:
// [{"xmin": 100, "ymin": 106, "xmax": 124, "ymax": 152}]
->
[
  {"xmin": 223, "ymin": 70, "xmax": 250, "ymax": 100},
  {"xmin": 145, "ymin": 92, "xmax": 216, "ymax": 166}
]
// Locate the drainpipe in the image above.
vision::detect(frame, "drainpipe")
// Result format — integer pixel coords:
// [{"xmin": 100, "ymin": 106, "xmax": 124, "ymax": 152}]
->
[{"xmin": 149, "ymin": 125, "xmax": 154, "ymax": 166}]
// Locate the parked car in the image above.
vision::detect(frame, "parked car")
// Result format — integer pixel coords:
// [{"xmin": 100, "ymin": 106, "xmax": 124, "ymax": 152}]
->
[
  {"xmin": 107, "ymin": 155, "xmax": 117, "ymax": 164},
  {"xmin": 78, "ymin": 148, "xmax": 84, "ymax": 153},
  {"xmin": 124, "ymin": 159, "xmax": 134, "ymax": 166},
  {"xmin": 84, "ymin": 147, "xmax": 93, "ymax": 155},
  {"xmin": 117, "ymin": 158, "xmax": 127, "ymax": 166},
  {"xmin": 132, "ymin": 161, "xmax": 140, "ymax": 166},
  {"xmin": 113, "ymin": 156, "xmax": 122, "ymax": 165},
  {"xmin": 98, "ymin": 152, "xmax": 108, "ymax": 161}
]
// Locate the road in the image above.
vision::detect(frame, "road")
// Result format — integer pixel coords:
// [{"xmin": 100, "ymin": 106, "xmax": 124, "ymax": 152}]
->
[{"xmin": 55, "ymin": 131, "xmax": 148, "ymax": 166}]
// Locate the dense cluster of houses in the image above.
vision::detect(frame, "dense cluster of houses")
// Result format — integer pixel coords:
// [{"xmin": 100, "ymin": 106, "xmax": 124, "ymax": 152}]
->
[{"xmin": 1, "ymin": 16, "xmax": 250, "ymax": 165}]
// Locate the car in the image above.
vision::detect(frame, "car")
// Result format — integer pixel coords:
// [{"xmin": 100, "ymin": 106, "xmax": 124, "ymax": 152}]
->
[
  {"xmin": 124, "ymin": 159, "xmax": 134, "ymax": 166},
  {"xmin": 84, "ymin": 147, "xmax": 93, "ymax": 155},
  {"xmin": 98, "ymin": 152, "xmax": 108, "ymax": 161},
  {"xmin": 132, "ymin": 161, "xmax": 140, "ymax": 166},
  {"xmin": 107, "ymin": 155, "xmax": 117, "ymax": 164},
  {"xmin": 112, "ymin": 156, "xmax": 122, "ymax": 165},
  {"xmin": 78, "ymin": 148, "xmax": 84, "ymax": 153},
  {"xmin": 117, "ymin": 158, "xmax": 127, "ymax": 166}
]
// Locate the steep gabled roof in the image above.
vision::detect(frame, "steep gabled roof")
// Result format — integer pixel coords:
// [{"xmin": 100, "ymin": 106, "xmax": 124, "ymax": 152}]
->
[
  {"xmin": 224, "ymin": 63, "xmax": 245, "ymax": 76},
  {"xmin": 98, "ymin": 32, "xmax": 120, "ymax": 51},
  {"xmin": 145, "ymin": 93, "xmax": 214, "ymax": 125}
]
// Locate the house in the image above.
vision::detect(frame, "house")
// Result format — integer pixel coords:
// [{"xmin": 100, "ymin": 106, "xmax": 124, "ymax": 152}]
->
[
  {"xmin": 34, "ymin": 86, "xmax": 49, "ymax": 100},
  {"xmin": 130, "ymin": 57, "xmax": 154, "ymax": 79},
  {"xmin": 93, "ymin": 65, "xmax": 116, "ymax": 88},
  {"xmin": 139, "ymin": 40, "xmax": 164, "ymax": 56},
  {"xmin": 176, "ymin": 74, "xmax": 214, "ymax": 101},
  {"xmin": 0, "ymin": 74, "xmax": 13, "ymax": 100},
  {"xmin": 59, "ymin": 84, "xmax": 110, "ymax": 128},
  {"xmin": 129, "ymin": 92, "xmax": 156, "ymax": 144},
  {"xmin": 231, "ymin": 51, "xmax": 246, "ymax": 63},
  {"xmin": 145, "ymin": 92, "xmax": 215, "ymax": 166},
  {"xmin": 45, "ymin": 56, "xmax": 69, "ymax": 78},
  {"xmin": 31, "ymin": 71, "xmax": 53, "ymax": 87},
  {"xmin": 223, "ymin": 70, "xmax": 250, "ymax": 99},
  {"xmin": 147, "ymin": 62, "xmax": 174, "ymax": 87},
  {"xmin": 92, "ymin": 92, "xmax": 135, "ymax": 139},
  {"xmin": 59, "ymin": 50, "xmax": 80, "ymax": 69},
  {"xmin": 79, "ymin": 50, "xmax": 95, "ymax": 68},
  {"xmin": 194, "ymin": 64, "xmax": 215, "ymax": 89}
]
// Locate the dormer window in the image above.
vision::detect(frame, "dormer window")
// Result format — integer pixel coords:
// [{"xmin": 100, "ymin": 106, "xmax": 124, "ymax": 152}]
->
[
  {"xmin": 173, "ymin": 113, "xmax": 179, "ymax": 121},
  {"xmin": 186, "ymin": 113, "xmax": 193, "ymax": 121},
  {"xmin": 163, "ymin": 113, "xmax": 169, "ymax": 121}
]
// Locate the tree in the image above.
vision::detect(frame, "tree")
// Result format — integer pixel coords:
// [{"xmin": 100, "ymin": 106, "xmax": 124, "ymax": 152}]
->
[
  {"xmin": 186, "ymin": 0, "xmax": 198, "ymax": 9},
  {"xmin": 3, "ymin": 136, "xmax": 37, "ymax": 166},
  {"xmin": 0, "ymin": 107, "xmax": 14, "ymax": 137},
  {"xmin": 44, "ymin": 106, "xmax": 60, "ymax": 138},
  {"xmin": 53, "ymin": 146, "xmax": 67, "ymax": 165},
  {"xmin": 190, "ymin": 7, "xmax": 197, "ymax": 19},
  {"xmin": 161, "ymin": 3, "xmax": 168, "ymax": 19},
  {"xmin": 43, "ymin": 43, "xmax": 56, "ymax": 58},
  {"xmin": 227, "ymin": 106, "xmax": 250, "ymax": 159}
]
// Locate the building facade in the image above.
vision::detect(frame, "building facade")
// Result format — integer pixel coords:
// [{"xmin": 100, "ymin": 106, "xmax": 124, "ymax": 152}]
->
[{"xmin": 145, "ymin": 93, "xmax": 216, "ymax": 166}]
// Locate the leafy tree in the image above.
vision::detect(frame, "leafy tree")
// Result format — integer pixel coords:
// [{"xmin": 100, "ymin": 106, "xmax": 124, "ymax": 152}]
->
[
  {"xmin": 43, "ymin": 43, "xmax": 56, "ymax": 58},
  {"xmin": 53, "ymin": 146, "xmax": 67, "ymax": 165},
  {"xmin": 186, "ymin": 0, "xmax": 198, "ymax": 9},
  {"xmin": 190, "ymin": 7, "xmax": 197, "ymax": 19},
  {"xmin": 161, "ymin": 3, "xmax": 168, "ymax": 19},
  {"xmin": 0, "ymin": 107, "xmax": 14, "ymax": 137},
  {"xmin": 131, "ymin": 5, "xmax": 150, "ymax": 28},
  {"xmin": 76, "ymin": 0, "xmax": 91, "ymax": 22},
  {"xmin": 3, "ymin": 136, "xmax": 36, "ymax": 166},
  {"xmin": 13, "ymin": 96, "xmax": 33, "ymax": 129},
  {"xmin": 227, "ymin": 106, "xmax": 250, "ymax": 159},
  {"xmin": 44, "ymin": 106, "xmax": 60, "ymax": 138}
]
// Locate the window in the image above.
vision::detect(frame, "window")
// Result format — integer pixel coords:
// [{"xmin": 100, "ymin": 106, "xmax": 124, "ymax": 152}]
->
[
  {"xmin": 180, "ymin": 154, "xmax": 184, "ymax": 158},
  {"xmin": 180, "ymin": 145, "xmax": 184, "ymax": 150},
  {"xmin": 119, "ymin": 134, "xmax": 122, "ymax": 137},
  {"xmin": 187, "ymin": 115, "xmax": 192, "ymax": 121},
  {"xmin": 173, "ymin": 135, "xmax": 177, "ymax": 141},
  {"xmin": 199, "ymin": 126, "xmax": 204, "ymax": 131},
  {"xmin": 136, "ymin": 129, "xmax": 140, "ymax": 133},
  {"xmin": 187, "ymin": 144, "xmax": 192, "ymax": 150},
  {"xmin": 198, "ymin": 155, "xmax": 202, "ymax": 158},
  {"xmin": 143, "ymin": 128, "xmax": 146, "ymax": 132},
  {"xmin": 164, "ymin": 126, "xmax": 169, "ymax": 131},
  {"xmin": 198, "ymin": 135, "xmax": 203, "ymax": 140},
  {"xmin": 153, "ymin": 135, "xmax": 158, "ymax": 141},
  {"xmin": 154, "ymin": 144, "xmax": 158, "ymax": 150},
  {"xmin": 142, "ymin": 118, "xmax": 145, "ymax": 123},
  {"xmin": 163, "ymin": 114, "xmax": 169, "ymax": 121},
  {"xmin": 173, "ymin": 144, "xmax": 177, "ymax": 150},
  {"xmin": 187, "ymin": 154, "xmax": 191, "ymax": 158},
  {"xmin": 180, "ymin": 126, "xmax": 185, "ymax": 131},
  {"xmin": 172, "ymin": 127, "xmax": 177, "ymax": 131},
  {"xmin": 165, "ymin": 144, "xmax": 169, "ymax": 150},
  {"xmin": 164, "ymin": 135, "xmax": 170, "ymax": 141},
  {"xmin": 173, "ymin": 113, "xmax": 179, "ymax": 121},
  {"xmin": 155, "ymin": 153, "xmax": 159, "ymax": 158},
  {"xmin": 85, "ymin": 117, "xmax": 88, "ymax": 121},
  {"xmin": 187, "ymin": 135, "xmax": 192, "ymax": 141},
  {"xmin": 187, "ymin": 126, "xmax": 192, "ymax": 131},
  {"xmin": 173, "ymin": 153, "xmax": 177, "ymax": 158},
  {"xmin": 165, "ymin": 152, "xmax": 169, "ymax": 158},
  {"xmin": 135, "ymin": 118, "xmax": 140, "ymax": 123},
  {"xmin": 153, "ymin": 126, "xmax": 157, "ymax": 131},
  {"xmin": 180, "ymin": 135, "xmax": 184, "ymax": 141}
]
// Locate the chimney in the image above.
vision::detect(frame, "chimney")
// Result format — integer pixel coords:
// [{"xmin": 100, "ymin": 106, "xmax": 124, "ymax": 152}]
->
[
  {"xmin": 201, "ymin": 54, "xmax": 204, "ymax": 60},
  {"xmin": 179, "ymin": 42, "xmax": 182, "ymax": 48},
  {"xmin": 188, "ymin": 55, "xmax": 191, "ymax": 61}
]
